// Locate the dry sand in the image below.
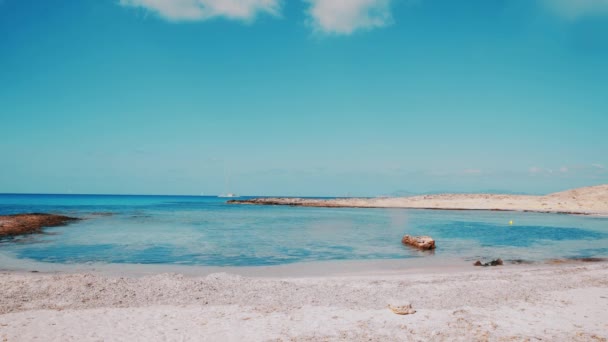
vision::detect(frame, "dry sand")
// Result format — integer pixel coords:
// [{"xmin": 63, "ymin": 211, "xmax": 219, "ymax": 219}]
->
[
  {"xmin": 1, "ymin": 263, "xmax": 607, "ymax": 341},
  {"xmin": 229, "ymin": 184, "xmax": 608, "ymax": 216}
]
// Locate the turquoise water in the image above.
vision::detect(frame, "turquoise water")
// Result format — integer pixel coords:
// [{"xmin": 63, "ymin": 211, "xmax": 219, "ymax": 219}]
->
[{"xmin": 1, "ymin": 194, "xmax": 607, "ymax": 267}]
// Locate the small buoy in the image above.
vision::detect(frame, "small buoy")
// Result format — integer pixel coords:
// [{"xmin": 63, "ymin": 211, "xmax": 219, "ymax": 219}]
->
[{"xmin": 509, "ymin": 220, "xmax": 513, "ymax": 225}]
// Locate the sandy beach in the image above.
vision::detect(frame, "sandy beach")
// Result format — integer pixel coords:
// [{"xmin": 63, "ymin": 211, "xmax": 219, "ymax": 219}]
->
[
  {"xmin": 1, "ymin": 186, "xmax": 607, "ymax": 340},
  {"xmin": 229, "ymin": 185, "xmax": 608, "ymax": 216},
  {"xmin": 4, "ymin": 0, "xmax": 608, "ymax": 340},
  {"xmin": 1, "ymin": 262, "xmax": 607, "ymax": 341}
]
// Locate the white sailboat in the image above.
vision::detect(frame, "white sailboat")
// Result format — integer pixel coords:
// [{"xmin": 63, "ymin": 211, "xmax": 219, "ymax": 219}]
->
[
  {"xmin": 218, "ymin": 163, "xmax": 239, "ymax": 198},
  {"xmin": 218, "ymin": 192, "xmax": 239, "ymax": 198}
]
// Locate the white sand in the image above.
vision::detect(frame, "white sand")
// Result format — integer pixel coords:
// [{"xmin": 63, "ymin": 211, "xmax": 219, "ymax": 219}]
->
[
  {"xmin": 1, "ymin": 263, "xmax": 608, "ymax": 341},
  {"xmin": 233, "ymin": 184, "xmax": 608, "ymax": 216}
]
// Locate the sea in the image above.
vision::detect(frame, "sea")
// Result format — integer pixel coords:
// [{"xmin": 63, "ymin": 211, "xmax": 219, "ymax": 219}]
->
[{"xmin": 1, "ymin": 194, "xmax": 607, "ymax": 271}]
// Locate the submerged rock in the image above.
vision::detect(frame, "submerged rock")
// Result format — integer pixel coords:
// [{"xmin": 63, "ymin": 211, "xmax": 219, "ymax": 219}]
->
[
  {"xmin": 547, "ymin": 257, "xmax": 608, "ymax": 264},
  {"xmin": 0, "ymin": 213, "xmax": 80, "ymax": 238},
  {"xmin": 474, "ymin": 258, "xmax": 503, "ymax": 267},
  {"xmin": 508, "ymin": 259, "xmax": 535, "ymax": 265},
  {"xmin": 401, "ymin": 235, "xmax": 436, "ymax": 250}
]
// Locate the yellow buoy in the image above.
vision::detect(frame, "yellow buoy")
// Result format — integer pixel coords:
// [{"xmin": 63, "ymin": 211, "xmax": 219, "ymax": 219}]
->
[{"xmin": 509, "ymin": 220, "xmax": 513, "ymax": 225}]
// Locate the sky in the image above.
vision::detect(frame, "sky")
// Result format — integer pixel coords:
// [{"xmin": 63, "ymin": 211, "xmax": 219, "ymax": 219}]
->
[{"xmin": 1, "ymin": 0, "xmax": 607, "ymax": 196}]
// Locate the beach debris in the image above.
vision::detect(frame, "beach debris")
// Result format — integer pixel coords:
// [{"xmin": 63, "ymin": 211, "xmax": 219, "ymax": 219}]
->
[
  {"xmin": 401, "ymin": 235, "xmax": 436, "ymax": 250},
  {"xmin": 474, "ymin": 258, "xmax": 503, "ymax": 267},
  {"xmin": 388, "ymin": 304, "xmax": 416, "ymax": 315}
]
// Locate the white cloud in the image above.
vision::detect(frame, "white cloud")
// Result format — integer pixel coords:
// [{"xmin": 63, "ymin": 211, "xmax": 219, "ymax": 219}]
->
[
  {"xmin": 541, "ymin": 0, "xmax": 608, "ymax": 20},
  {"xmin": 306, "ymin": 0, "xmax": 393, "ymax": 35},
  {"xmin": 119, "ymin": 0, "xmax": 282, "ymax": 22}
]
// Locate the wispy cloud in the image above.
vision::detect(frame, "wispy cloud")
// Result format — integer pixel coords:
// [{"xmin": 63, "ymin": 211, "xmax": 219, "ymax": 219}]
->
[
  {"xmin": 305, "ymin": 0, "xmax": 393, "ymax": 35},
  {"xmin": 119, "ymin": 0, "xmax": 282, "ymax": 22},
  {"xmin": 463, "ymin": 168, "xmax": 482, "ymax": 175},
  {"xmin": 529, "ymin": 166, "xmax": 554, "ymax": 175},
  {"xmin": 540, "ymin": 0, "xmax": 608, "ymax": 20}
]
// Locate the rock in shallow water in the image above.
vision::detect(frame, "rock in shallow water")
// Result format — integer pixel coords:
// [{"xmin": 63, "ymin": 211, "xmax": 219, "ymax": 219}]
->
[
  {"xmin": 474, "ymin": 258, "xmax": 503, "ymax": 267},
  {"xmin": 401, "ymin": 235, "xmax": 436, "ymax": 250},
  {"xmin": 0, "ymin": 213, "xmax": 80, "ymax": 238}
]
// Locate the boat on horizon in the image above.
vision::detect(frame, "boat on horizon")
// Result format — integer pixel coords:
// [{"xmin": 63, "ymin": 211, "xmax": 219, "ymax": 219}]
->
[{"xmin": 218, "ymin": 193, "xmax": 239, "ymax": 198}]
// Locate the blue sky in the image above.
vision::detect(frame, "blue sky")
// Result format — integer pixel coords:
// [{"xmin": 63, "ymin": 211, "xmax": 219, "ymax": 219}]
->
[{"xmin": 1, "ymin": 0, "xmax": 607, "ymax": 196}]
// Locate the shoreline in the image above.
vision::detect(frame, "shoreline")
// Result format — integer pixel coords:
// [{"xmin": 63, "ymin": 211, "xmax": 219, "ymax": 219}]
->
[
  {"xmin": 1, "ymin": 262, "xmax": 607, "ymax": 340},
  {"xmin": 0, "ymin": 253, "xmax": 499, "ymax": 278},
  {"xmin": 1, "ymin": 251, "xmax": 606, "ymax": 278},
  {"xmin": 233, "ymin": 202, "xmax": 608, "ymax": 216},
  {"xmin": 228, "ymin": 184, "xmax": 608, "ymax": 216}
]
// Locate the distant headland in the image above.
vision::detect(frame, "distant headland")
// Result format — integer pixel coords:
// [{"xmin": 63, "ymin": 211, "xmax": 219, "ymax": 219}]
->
[{"xmin": 228, "ymin": 185, "xmax": 608, "ymax": 216}]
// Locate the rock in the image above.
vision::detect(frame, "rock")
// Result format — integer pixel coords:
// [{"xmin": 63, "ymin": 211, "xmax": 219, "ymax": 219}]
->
[
  {"xmin": 473, "ymin": 258, "xmax": 503, "ymax": 267},
  {"xmin": 0, "ymin": 213, "xmax": 80, "ymax": 238},
  {"xmin": 401, "ymin": 235, "xmax": 436, "ymax": 250},
  {"xmin": 490, "ymin": 258, "xmax": 503, "ymax": 266}
]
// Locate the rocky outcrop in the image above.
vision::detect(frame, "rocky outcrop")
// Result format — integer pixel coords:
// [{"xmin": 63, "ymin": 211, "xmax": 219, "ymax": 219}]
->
[
  {"xmin": 401, "ymin": 235, "xmax": 436, "ymax": 250},
  {"xmin": 474, "ymin": 259, "xmax": 503, "ymax": 267},
  {"xmin": 0, "ymin": 213, "xmax": 80, "ymax": 238}
]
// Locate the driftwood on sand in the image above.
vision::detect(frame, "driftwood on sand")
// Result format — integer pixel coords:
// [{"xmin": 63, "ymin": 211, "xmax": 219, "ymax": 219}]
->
[{"xmin": 0, "ymin": 213, "xmax": 80, "ymax": 238}]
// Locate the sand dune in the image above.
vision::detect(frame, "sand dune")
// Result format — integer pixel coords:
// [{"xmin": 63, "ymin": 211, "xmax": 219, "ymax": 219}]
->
[{"xmin": 230, "ymin": 184, "xmax": 608, "ymax": 216}]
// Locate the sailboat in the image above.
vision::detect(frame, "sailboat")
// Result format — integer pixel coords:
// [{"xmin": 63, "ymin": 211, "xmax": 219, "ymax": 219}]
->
[
  {"xmin": 218, "ymin": 163, "xmax": 239, "ymax": 198},
  {"xmin": 218, "ymin": 192, "xmax": 239, "ymax": 198}
]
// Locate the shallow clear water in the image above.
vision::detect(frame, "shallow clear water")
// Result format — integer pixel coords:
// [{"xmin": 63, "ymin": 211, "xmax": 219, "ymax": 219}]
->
[{"xmin": 1, "ymin": 194, "xmax": 607, "ymax": 267}]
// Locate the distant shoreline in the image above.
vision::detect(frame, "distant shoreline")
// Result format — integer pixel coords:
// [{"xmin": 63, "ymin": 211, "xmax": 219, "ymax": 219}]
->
[{"xmin": 228, "ymin": 184, "xmax": 608, "ymax": 216}]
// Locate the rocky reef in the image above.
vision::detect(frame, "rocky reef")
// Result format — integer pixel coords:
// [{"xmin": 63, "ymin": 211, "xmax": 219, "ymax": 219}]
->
[{"xmin": 0, "ymin": 213, "xmax": 80, "ymax": 238}]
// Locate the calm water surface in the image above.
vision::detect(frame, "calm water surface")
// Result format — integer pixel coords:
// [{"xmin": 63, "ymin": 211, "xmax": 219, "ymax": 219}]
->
[{"xmin": 1, "ymin": 194, "xmax": 607, "ymax": 267}]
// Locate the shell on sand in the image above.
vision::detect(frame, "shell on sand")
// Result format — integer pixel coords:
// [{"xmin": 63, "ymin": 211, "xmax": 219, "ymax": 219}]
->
[{"xmin": 388, "ymin": 304, "xmax": 416, "ymax": 315}]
